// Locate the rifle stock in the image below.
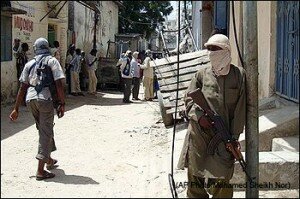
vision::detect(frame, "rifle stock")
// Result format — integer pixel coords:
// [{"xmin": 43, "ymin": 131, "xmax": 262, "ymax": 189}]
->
[{"xmin": 187, "ymin": 88, "xmax": 212, "ymax": 115}]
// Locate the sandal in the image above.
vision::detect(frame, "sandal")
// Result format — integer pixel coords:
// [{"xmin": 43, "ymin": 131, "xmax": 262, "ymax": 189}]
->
[
  {"xmin": 36, "ymin": 170, "xmax": 55, "ymax": 181},
  {"xmin": 46, "ymin": 159, "xmax": 58, "ymax": 170}
]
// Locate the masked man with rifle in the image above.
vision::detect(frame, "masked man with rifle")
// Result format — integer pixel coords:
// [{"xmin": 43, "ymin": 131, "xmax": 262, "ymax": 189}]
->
[
  {"xmin": 177, "ymin": 34, "xmax": 246, "ymax": 198},
  {"xmin": 9, "ymin": 38, "xmax": 65, "ymax": 181}
]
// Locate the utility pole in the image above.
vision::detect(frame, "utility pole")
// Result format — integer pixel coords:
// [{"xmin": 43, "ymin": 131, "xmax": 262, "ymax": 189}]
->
[
  {"xmin": 243, "ymin": 1, "xmax": 259, "ymax": 198},
  {"xmin": 93, "ymin": 12, "xmax": 99, "ymax": 50}
]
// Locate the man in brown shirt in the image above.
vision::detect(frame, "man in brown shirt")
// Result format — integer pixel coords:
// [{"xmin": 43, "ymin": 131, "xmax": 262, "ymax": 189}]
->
[{"xmin": 178, "ymin": 34, "xmax": 246, "ymax": 198}]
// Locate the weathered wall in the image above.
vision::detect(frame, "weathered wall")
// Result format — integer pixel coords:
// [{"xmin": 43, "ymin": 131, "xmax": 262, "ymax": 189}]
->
[
  {"xmin": 257, "ymin": 1, "xmax": 277, "ymax": 99},
  {"xmin": 73, "ymin": 2, "xmax": 94, "ymax": 54},
  {"xmin": 228, "ymin": 1, "xmax": 243, "ymax": 68},
  {"xmin": 192, "ymin": 1, "xmax": 202, "ymax": 49},
  {"xmin": 47, "ymin": 1, "xmax": 68, "ymax": 68},
  {"xmin": 73, "ymin": 1, "xmax": 119, "ymax": 57},
  {"xmin": 1, "ymin": 1, "xmax": 68, "ymax": 103},
  {"xmin": 99, "ymin": 1, "xmax": 119, "ymax": 57},
  {"xmin": 228, "ymin": 1, "xmax": 277, "ymax": 100},
  {"xmin": 201, "ymin": 1, "xmax": 214, "ymax": 49}
]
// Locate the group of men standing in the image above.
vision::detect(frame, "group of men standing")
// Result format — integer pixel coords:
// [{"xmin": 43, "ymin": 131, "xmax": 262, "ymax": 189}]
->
[
  {"xmin": 117, "ymin": 49, "xmax": 156, "ymax": 103},
  {"xmin": 65, "ymin": 45, "xmax": 98, "ymax": 96}
]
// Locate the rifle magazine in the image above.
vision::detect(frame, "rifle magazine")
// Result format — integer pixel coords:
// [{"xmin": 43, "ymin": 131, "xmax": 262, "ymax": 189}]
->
[{"xmin": 207, "ymin": 133, "xmax": 222, "ymax": 155}]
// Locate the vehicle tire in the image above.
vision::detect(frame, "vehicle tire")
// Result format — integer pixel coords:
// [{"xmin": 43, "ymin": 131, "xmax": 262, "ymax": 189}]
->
[{"xmin": 157, "ymin": 90, "xmax": 174, "ymax": 127}]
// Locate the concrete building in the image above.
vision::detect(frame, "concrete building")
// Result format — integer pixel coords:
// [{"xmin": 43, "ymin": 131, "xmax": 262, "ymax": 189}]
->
[
  {"xmin": 162, "ymin": 1, "xmax": 192, "ymax": 51},
  {"xmin": 229, "ymin": 1, "xmax": 299, "ymax": 102},
  {"xmin": 192, "ymin": 1, "xmax": 299, "ymax": 103},
  {"xmin": 115, "ymin": 33, "xmax": 142, "ymax": 54},
  {"xmin": 162, "ymin": 19, "xmax": 177, "ymax": 50},
  {"xmin": 68, "ymin": 1, "xmax": 121, "ymax": 58},
  {"xmin": 1, "ymin": 1, "xmax": 122, "ymax": 103},
  {"xmin": 1, "ymin": 1, "xmax": 68, "ymax": 103}
]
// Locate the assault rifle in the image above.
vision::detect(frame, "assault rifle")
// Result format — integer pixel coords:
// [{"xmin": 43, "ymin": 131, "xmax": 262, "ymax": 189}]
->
[{"xmin": 187, "ymin": 88, "xmax": 253, "ymax": 183}]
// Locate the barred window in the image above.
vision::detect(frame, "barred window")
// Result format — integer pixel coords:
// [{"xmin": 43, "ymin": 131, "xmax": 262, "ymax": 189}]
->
[{"xmin": 1, "ymin": 15, "xmax": 12, "ymax": 61}]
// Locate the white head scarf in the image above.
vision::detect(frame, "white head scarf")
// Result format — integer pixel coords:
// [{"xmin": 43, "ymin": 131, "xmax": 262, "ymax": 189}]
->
[
  {"xmin": 33, "ymin": 37, "xmax": 50, "ymax": 55},
  {"xmin": 125, "ymin": 50, "xmax": 132, "ymax": 56},
  {"xmin": 132, "ymin": 51, "xmax": 139, "ymax": 59},
  {"xmin": 204, "ymin": 34, "xmax": 232, "ymax": 76}
]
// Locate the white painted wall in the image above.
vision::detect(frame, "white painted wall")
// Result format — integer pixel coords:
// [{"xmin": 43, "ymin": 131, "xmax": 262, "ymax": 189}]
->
[
  {"xmin": 1, "ymin": 1, "xmax": 68, "ymax": 103},
  {"xmin": 228, "ymin": 1, "xmax": 277, "ymax": 100},
  {"xmin": 192, "ymin": 1, "xmax": 202, "ymax": 49},
  {"xmin": 258, "ymin": 2, "xmax": 272, "ymax": 99},
  {"xmin": 99, "ymin": 1, "xmax": 119, "ymax": 57},
  {"xmin": 73, "ymin": 1, "xmax": 119, "ymax": 57},
  {"xmin": 201, "ymin": 3, "xmax": 213, "ymax": 49}
]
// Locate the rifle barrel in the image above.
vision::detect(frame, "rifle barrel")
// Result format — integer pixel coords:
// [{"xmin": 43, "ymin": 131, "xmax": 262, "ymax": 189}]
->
[{"xmin": 238, "ymin": 159, "xmax": 254, "ymax": 184}]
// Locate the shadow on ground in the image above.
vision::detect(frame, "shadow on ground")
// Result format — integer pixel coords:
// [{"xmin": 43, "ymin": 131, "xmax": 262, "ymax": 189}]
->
[
  {"xmin": 1, "ymin": 89, "xmax": 152, "ymax": 141},
  {"xmin": 30, "ymin": 168, "xmax": 100, "ymax": 185}
]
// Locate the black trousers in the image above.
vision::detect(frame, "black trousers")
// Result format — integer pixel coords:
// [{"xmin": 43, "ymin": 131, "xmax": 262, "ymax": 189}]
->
[
  {"xmin": 132, "ymin": 77, "xmax": 141, "ymax": 99},
  {"xmin": 65, "ymin": 67, "xmax": 71, "ymax": 94},
  {"xmin": 123, "ymin": 78, "xmax": 132, "ymax": 102}
]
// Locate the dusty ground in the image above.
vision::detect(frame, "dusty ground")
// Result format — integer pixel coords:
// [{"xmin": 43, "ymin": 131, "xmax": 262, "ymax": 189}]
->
[{"xmin": 1, "ymin": 88, "xmax": 299, "ymax": 198}]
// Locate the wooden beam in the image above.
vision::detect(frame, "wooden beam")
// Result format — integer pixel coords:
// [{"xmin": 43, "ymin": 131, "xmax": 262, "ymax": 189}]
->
[
  {"xmin": 150, "ymin": 50, "xmax": 208, "ymax": 67},
  {"xmin": 155, "ymin": 56, "xmax": 209, "ymax": 74},
  {"xmin": 166, "ymin": 105, "xmax": 186, "ymax": 114},
  {"xmin": 162, "ymin": 100, "xmax": 185, "ymax": 108},
  {"xmin": 160, "ymin": 81, "xmax": 190, "ymax": 93},
  {"xmin": 158, "ymin": 74, "xmax": 192, "ymax": 87},
  {"xmin": 161, "ymin": 90, "xmax": 186, "ymax": 100},
  {"xmin": 156, "ymin": 64, "xmax": 207, "ymax": 79}
]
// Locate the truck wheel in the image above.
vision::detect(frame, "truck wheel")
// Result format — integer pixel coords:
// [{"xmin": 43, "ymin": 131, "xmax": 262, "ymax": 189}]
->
[{"xmin": 157, "ymin": 90, "xmax": 174, "ymax": 127}]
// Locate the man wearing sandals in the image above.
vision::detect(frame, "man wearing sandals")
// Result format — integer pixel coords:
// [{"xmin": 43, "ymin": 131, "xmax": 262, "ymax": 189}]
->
[{"xmin": 9, "ymin": 38, "xmax": 65, "ymax": 180}]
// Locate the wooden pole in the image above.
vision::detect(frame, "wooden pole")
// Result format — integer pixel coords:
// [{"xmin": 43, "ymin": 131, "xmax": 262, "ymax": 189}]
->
[
  {"xmin": 243, "ymin": 1, "xmax": 259, "ymax": 198},
  {"xmin": 93, "ymin": 12, "xmax": 99, "ymax": 50}
]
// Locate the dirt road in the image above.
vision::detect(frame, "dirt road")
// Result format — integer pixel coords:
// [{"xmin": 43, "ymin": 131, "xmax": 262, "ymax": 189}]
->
[
  {"xmin": 1, "ymin": 90, "xmax": 188, "ymax": 198},
  {"xmin": 1, "ymin": 89, "xmax": 298, "ymax": 198}
]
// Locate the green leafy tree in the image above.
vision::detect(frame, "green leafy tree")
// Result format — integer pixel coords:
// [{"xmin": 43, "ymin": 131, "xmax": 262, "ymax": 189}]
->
[{"xmin": 118, "ymin": 1, "xmax": 173, "ymax": 39}]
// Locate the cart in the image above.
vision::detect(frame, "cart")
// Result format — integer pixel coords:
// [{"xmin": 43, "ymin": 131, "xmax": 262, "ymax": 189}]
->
[
  {"xmin": 96, "ymin": 57, "xmax": 120, "ymax": 90},
  {"xmin": 150, "ymin": 50, "xmax": 210, "ymax": 127}
]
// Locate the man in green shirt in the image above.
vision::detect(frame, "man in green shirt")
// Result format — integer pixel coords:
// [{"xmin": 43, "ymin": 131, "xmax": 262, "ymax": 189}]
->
[{"xmin": 178, "ymin": 34, "xmax": 246, "ymax": 198}]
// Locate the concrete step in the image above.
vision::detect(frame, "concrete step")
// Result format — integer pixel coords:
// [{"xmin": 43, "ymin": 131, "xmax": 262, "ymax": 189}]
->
[
  {"xmin": 272, "ymin": 136, "xmax": 299, "ymax": 152},
  {"xmin": 259, "ymin": 96, "xmax": 298, "ymax": 111},
  {"xmin": 233, "ymin": 189, "xmax": 299, "ymax": 198},
  {"xmin": 239, "ymin": 105, "xmax": 299, "ymax": 151},
  {"xmin": 231, "ymin": 151, "xmax": 299, "ymax": 189}
]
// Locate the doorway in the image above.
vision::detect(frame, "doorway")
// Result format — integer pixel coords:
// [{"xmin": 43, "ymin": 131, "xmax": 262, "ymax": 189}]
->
[{"xmin": 48, "ymin": 24, "xmax": 56, "ymax": 48}]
